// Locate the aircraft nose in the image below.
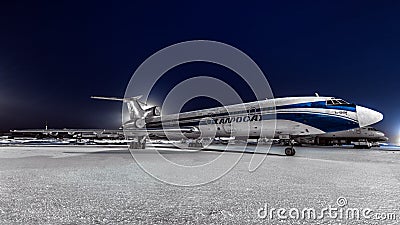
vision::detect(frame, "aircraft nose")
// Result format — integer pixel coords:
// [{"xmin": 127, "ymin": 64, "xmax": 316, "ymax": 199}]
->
[
  {"xmin": 376, "ymin": 131, "xmax": 385, "ymax": 137},
  {"xmin": 356, "ymin": 106, "xmax": 383, "ymax": 127}
]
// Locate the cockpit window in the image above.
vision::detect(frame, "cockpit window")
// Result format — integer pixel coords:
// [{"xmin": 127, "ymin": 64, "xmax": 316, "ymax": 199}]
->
[{"xmin": 326, "ymin": 98, "xmax": 351, "ymax": 106}]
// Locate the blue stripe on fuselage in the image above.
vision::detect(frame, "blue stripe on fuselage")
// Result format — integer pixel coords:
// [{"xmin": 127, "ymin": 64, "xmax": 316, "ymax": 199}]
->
[
  {"xmin": 266, "ymin": 112, "xmax": 359, "ymax": 132},
  {"xmin": 276, "ymin": 101, "xmax": 357, "ymax": 112}
]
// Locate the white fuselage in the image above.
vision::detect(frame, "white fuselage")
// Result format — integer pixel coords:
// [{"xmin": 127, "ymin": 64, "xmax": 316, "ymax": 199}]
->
[{"xmin": 145, "ymin": 96, "xmax": 382, "ymax": 139}]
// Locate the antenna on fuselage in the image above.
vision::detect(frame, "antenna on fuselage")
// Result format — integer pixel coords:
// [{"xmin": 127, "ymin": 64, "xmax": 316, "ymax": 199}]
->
[{"xmin": 315, "ymin": 93, "xmax": 320, "ymax": 97}]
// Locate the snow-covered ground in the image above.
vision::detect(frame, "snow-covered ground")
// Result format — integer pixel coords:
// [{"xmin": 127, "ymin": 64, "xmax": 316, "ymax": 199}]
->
[{"xmin": 0, "ymin": 145, "xmax": 399, "ymax": 224}]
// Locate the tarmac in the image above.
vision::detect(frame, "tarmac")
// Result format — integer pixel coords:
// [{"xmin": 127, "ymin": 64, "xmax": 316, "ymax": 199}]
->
[{"xmin": 0, "ymin": 144, "xmax": 399, "ymax": 224}]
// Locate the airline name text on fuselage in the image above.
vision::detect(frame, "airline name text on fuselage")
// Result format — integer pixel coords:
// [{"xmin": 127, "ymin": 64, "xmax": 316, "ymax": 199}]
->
[{"xmin": 214, "ymin": 115, "xmax": 262, "ymax": 124}]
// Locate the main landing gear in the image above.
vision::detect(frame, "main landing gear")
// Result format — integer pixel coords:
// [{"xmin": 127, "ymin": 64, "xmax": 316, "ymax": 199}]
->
[
  {"xmin": 129, "ymin": 136, "xmax": 146, "ymax": 149},
  {"xmin": 188, "ymin": 141, "xmax": 204, "ymax": 148}
]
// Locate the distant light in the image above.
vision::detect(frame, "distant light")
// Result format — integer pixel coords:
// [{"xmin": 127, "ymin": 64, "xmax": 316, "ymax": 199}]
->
[{"xmin": 397, "ymin": 129, "xmax": 400, "ymax": 145}]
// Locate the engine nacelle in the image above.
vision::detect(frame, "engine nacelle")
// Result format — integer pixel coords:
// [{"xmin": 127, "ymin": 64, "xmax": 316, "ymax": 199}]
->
[
  {"xmin": 135, "ymin": 118, "xmax": 146, "ymax": 128},
  {"xmin": 145, "ymin": 106, "xmax": 161, "ymax": 117},
  {"xmin": 123, "ymin": 105, "xmax": 160, "ymax": 129},
  {"xmin": 123, "ymin": 118, "xmax": 146, "ymax": 129}
]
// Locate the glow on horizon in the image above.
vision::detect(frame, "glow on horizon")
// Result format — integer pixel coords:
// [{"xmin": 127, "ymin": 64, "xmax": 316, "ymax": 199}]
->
[
  {"xmin": 396, "ymin": 128, "xmax": 400, "ymax": 145},
  {"xmin": 397, "ymin": 134, "xmax": 400, "ymax": 146}
]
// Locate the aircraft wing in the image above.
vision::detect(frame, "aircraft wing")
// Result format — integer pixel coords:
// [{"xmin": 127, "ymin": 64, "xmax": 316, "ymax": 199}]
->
[
  {"xmin": 10, "ymin": 127, "xmax": 199, "ymax": 137},
  {"xmin": 121, "ymin": 127, "xmax": 199, "ymax": 137},
  {"xmin": 10, "ymin": 129, "xmax": 122, "ymax": 135}
]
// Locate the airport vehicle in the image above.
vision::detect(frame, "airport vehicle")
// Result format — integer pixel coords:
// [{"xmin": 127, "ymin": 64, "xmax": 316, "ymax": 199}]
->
[
  {"xmin": 313, "ymin": 126, "xmax": 388, "ymax": 148},
  {"xmin": 91, "ymin": 95, "xmax": 383, "ymax": 156}
]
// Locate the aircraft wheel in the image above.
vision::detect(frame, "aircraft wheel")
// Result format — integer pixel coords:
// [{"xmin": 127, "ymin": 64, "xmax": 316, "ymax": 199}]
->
[
  {"xmin": 285, "ymin": 147, "xmax": 296, "ymax": 156},
  {"xmin": 129, "ymin": 142, "xmax": 136, "ymax": 149},
  {"xmin": 129, "ymin": 141, "xmax": 146, "ymax": 149}
]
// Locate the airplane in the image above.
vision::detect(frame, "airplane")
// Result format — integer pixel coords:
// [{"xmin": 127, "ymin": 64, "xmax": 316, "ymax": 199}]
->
[
  {"xmin": 11, "ymin": 128, "xmax": 124, "ymax": 140},
  {"xmin": 91, "ymin": 95, "xmax": 383, "ymax": 156}
]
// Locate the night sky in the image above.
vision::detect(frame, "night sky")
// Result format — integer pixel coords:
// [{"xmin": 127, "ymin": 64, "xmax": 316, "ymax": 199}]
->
[{"xmin": 1, "ymin": 1, "xmax": 399, "ymax": 143}]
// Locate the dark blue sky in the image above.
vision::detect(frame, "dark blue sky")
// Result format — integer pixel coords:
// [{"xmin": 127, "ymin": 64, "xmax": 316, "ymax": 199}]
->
[{"xmin": 0, "ymin": 1, "xmax": 399, "ymax": 142}]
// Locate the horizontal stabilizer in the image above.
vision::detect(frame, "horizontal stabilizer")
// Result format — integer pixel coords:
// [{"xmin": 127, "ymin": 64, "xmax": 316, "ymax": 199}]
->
[{"xmin": 91, "ymin": 95, "xmax": 143, "ymax": 102}]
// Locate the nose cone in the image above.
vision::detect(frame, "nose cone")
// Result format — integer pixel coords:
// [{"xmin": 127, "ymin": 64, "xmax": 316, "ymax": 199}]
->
[
  {"xmin": 356, "ymin": 106, "xmax": 383, "ymax": 127},
  {"xmin": 376, "ymin": 131, "xmax": 385, "ymax": 137},
  {"xmin": 375, "ymin": 131, "xmax": 388, "ymax": 142}
]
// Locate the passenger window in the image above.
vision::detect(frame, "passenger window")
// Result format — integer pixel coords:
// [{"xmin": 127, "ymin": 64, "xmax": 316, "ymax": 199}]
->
[{"xmin": 247, "ymin": 107, "xmax": 258, "ymax": 114}]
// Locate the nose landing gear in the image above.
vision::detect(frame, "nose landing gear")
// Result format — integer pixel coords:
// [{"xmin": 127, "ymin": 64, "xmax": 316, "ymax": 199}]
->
[{"xmin": 285, "ymin": 147, "xmax": 296, "ymax": 156}]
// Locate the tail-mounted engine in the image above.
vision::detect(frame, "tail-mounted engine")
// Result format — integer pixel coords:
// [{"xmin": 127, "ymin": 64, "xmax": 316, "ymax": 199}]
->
[{"xmin": 91, "ymin": 95, "xmax": 161, "ymax": 129}]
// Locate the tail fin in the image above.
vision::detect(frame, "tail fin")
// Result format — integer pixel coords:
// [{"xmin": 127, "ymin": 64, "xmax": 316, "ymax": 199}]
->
[{"xmin": 91, "ymin": 95, "xmax": 145, "ymax": 120}]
